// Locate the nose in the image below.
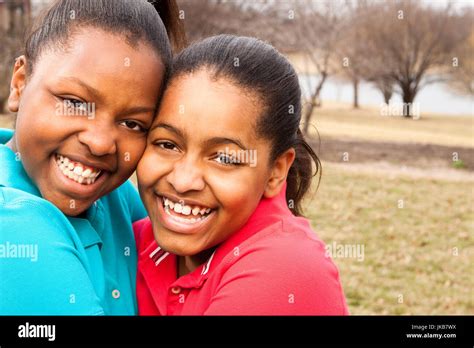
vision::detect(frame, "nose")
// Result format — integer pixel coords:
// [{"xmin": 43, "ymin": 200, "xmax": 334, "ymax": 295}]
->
[
  {"xmin": 77, "ymin": 119, "xmax": 117, "ymax": 156},
  {"xmin": 166, "ymin": 155, "xmax": 205, "ymax": 193}
]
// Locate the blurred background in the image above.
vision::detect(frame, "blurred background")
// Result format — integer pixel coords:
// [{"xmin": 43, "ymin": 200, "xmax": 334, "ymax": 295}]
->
[{"xmin": 0, "ymin": 0, "xmax": 472, "ymax": 314}]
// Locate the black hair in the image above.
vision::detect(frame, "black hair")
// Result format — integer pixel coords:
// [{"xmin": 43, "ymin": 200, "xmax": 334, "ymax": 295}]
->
[
  {"xmin": 24, "ymin": 0, "xmax": 186, "ymax": 77},
  {"xmin": 170, "ymin": 34, "xmax": 321, "ymax": 216}
]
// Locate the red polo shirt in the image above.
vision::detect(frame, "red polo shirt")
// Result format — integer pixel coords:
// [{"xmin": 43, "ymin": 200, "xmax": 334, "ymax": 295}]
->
[{"xmin": 134, "ymin": 185, "xmax": 349, "ymax": 315}]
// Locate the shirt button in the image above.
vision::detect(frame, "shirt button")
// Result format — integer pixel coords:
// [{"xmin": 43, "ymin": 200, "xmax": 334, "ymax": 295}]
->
[
  {"xmin": 171, "ymin": 286, "xmax": 181, "ymax": 294},
  {"xmin": 112, "ymin": 289, "xmax": 120, "ymax": 299}
]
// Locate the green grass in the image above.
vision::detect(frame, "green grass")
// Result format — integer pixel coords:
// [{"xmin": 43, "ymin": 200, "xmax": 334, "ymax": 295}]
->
[{"xmin": 304, "ymin": 163, "xmax": 474, "ymax": 314}]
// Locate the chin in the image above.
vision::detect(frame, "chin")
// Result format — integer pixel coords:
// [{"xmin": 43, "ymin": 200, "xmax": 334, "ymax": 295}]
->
[
  {"xmin": 154, "ymin": 234, "xmax": 198, "ymax": 257},
  {"xmin": 48, "ymin": 197, "xmax": 89, "ymax": 216}
]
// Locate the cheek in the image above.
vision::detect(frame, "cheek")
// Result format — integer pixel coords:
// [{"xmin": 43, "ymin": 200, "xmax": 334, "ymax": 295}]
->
[
  {"xmin": 210, "ymin": 170, "xmax": 264, "ymax": 216},
  {"xmin": 137, "ymin": 148, "xmax": 166, "ymax": 188}
]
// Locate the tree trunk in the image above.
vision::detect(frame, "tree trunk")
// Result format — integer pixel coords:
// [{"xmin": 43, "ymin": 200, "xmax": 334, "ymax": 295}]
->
[
  {"xmin": 0, "ymin": 98, "xmax": 5, "ymax": 114},
  {"xmin": 383, "ymin": 90, "xmax": 392, "ymax": 104},
  {"xmin": 303, "ymin": 73, "xmax": 327, "ymax": 134},
  {"xmin": 353, "ymin": 78, "xmax": 359, "ymax": 109},
  {"xmin": 401, "ymin": 85, "xmax": 416, "ymax": 117}
]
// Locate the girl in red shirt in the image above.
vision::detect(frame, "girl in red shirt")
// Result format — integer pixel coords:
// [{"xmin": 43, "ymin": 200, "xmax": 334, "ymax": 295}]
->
[{"xmin": 134, "ymin": 35, "xmax": 349, "ymax": 315}]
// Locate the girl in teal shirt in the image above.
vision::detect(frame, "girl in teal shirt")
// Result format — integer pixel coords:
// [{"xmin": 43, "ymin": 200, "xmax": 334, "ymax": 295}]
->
[{"xmin": 0, "ymin": 0, "xmax": 183, "ymax": 315}]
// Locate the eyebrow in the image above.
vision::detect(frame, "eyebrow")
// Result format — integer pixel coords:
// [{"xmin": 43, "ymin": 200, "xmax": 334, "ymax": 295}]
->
[
  {"xmin": 203, "ymin": 137, "xmax": 248, "ymax": 151},
  {"xmin": 58, "ymin": 76, "xmax": 102, "ymax": 100},
  {"xmin": 150, "ymin": 122, "xmax": 248, "ymax": 150},
  {"xmin": 58, "ymin": 76, "xmax": 156, "ymax": 116},
  {"xmin": 150, "ymin": 122, "xmax": 186, "ymax": 139}
]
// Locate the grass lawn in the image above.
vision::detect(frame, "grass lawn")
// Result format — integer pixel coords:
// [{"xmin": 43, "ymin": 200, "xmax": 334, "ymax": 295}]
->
[
  {"xmin": 304, "ymin": 162, "xmax": 474, "ymax": 314},
  {"xmin": 308, "ymin": 103, "xmax": 474, "ymax": 148}
]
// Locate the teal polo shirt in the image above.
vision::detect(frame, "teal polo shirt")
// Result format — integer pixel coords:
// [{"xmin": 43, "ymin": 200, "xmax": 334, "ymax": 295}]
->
[{"xmin": 0, "ymin": 128, "xmax": 147, "ymax": 315}]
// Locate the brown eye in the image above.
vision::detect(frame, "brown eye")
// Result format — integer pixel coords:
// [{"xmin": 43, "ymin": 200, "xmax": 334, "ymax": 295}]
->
[
  {"xmin": 155, "ymin": 141, "xmax": 179, "ymax": 152},
  {"xmin": 120, "ymin": 120, "xmax": 145, "ymax": 132}
]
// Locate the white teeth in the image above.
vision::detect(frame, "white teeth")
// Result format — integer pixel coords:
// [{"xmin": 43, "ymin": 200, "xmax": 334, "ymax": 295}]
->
[
  {"xmin": 162, "ymin": 196, "xmax": 213, "ymax": 221},
  {"xmin": 164, "ymin": 205, "xmax": 205, "ymax": 224},
  {"xmin": 173, "ymin": 203, "xmax": 183, "ymax": 213},
  {"xmin": 73, "ymin": 166, "xmax": 83, "ymax": 175},
  {"xmin": 181, "ymin": 205, "xmax": 192, "ymax": 215},
  {"xmin": 56, "ymin": 154, "xmax": 102, "ymax": 185}
]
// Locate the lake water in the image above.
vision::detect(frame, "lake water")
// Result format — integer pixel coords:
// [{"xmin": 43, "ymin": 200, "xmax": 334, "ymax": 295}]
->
[{"xmin": 299, "ymin": 75, "xmax": 473, "ymax": 116}]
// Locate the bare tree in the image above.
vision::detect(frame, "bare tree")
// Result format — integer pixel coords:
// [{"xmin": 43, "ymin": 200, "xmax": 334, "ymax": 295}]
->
[
  {"xmin": 446, "ymin": 9, "xmax": 473, "ymax": 97},
  {"xmin": 362, "ymin": 0, "xmax": 467, "ymax": 117},
  {"xmin": 283, "ymin": 0, "xmax": 349, "ymax": 134},
  {"xmin": 336, "ymin": 1, "xmax": 373, "ymax": 109}
]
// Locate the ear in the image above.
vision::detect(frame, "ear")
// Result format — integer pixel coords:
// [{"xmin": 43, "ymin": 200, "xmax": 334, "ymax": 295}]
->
[
  {"xmin": 7, "ymin": 55, "xmax": 27, "ymax": 113},
  {"xmin": 263, "ymin": 148, "xmax": 296, "ymax": 199}
]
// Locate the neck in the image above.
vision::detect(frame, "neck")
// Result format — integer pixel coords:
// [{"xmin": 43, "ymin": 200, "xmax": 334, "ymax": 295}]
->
[{"xmin": 178, "ymin": 247, "xmax": 216, "ymax": 277}]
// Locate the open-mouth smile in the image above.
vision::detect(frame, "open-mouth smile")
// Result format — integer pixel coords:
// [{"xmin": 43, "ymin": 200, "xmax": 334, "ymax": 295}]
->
[
  {"xmin": 155, "ymin": 194, "xmax": 217, "ymax": 234},
  {"xmin": 55, "ymin": 154, "xmax": 103, "ymax": 185}
]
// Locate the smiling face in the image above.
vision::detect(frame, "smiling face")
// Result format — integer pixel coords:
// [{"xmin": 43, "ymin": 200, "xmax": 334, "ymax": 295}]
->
[
  {"xmin": 7, "ymin": 28, "xmax": 165, "ymax": 216},
  {"xmin": 137, "ymin": 69, "xmax": 294, "ymax": 260}
]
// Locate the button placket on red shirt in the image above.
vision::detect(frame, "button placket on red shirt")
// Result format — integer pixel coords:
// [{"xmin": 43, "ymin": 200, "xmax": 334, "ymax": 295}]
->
[{"xmin": 166, "ymin": 257, "xmax": 214, "ymax": 315}]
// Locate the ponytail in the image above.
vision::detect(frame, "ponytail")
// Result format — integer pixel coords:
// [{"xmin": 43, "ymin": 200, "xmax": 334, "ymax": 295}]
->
[
  {"xmin": 149, "ymin": 0, "xmax": 187, "ymax": 52},
  {"xmin": 286, "ymin": 129, "xmax": 321, "ymax": 216}
]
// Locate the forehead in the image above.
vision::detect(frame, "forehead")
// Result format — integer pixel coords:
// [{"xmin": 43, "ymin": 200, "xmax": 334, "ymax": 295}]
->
[
  {"xmin": 155, "ymin": 70, "xmax": 262, "ymax": 142},
  {"xmin": 31, "ymin": 28, "xmax": 164, "ymax": 102}
]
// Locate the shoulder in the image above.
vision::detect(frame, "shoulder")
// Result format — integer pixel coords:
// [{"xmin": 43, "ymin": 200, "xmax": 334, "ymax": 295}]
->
[
  {"xmin": 0, "ymin": 187, "xmax": 104, "ymax": 315},
  {"xmin": 0, "ymin": 186, "xmax": 76, "ymax": 242},
  {"xmin": 213, "ymin": 216, "xmax": 348, "ymax": 314},
  {"xmin": 226, "ymin": 216, "xmax": 333, "ymax": 272},
  {"xmin": 0, "ymin": 128, "xmax": 14, "ymax": 144}
]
